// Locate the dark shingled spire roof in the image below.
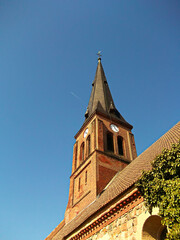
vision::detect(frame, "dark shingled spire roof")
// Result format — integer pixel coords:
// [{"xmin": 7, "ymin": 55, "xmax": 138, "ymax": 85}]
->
[{"xmin": 85, "ymin": 58, "xmax": 131, "ymax": 128}]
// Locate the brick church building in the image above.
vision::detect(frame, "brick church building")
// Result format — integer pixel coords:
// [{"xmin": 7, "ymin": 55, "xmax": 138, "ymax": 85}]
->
[{"xmin": 45, "ymin": 58, "xmax": 180, "ymax": 240}]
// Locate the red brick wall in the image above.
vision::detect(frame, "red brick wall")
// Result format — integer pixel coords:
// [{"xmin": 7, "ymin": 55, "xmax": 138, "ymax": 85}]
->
[
  {"xmin": 65, "ymin": 114, "xmax": 136, "ymax": 224},
  {"xmin": 97, "ymin": 165, "xmax": 117, "ymax": 194}
]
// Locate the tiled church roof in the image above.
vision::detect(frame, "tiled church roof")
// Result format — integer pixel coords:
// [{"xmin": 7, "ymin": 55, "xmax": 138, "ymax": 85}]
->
[{"xmin": 51, "ymin": 121, "xmax": 180, "ymax": 240}]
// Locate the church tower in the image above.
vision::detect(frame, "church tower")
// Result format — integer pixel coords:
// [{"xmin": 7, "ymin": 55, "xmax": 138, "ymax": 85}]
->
[{"xmin": 65, "ymin": 58, "xmax": 137, "ymax": 223}]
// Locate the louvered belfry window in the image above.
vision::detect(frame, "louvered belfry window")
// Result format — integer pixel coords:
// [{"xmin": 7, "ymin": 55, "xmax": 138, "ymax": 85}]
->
[
  {"xmin": 117, "ymin": 136, "xmax": 124, "ymax": 155},
  {"xmin": 107, "ymin": 132, "xmax": 114, "ymax": 152}
]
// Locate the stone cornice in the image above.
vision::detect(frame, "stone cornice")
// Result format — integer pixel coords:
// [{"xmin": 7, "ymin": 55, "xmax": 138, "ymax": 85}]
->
[{"xmin": 69, "ymin": 190, "xmax": 143, "ymax": 240}]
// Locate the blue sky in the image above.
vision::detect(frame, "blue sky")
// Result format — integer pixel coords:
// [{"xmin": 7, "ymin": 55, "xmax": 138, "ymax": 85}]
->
[{"xmin": 0, "ymin": 1, "xmax": 179, "ymax": 240}]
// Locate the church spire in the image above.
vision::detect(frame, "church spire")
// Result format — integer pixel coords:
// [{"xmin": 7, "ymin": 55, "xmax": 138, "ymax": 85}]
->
[
  {"xmin": 65, "ymin": 57, "xmax": 137, "ymax": 223},
  {"xmin": 85, "ymin": 58, "xmax": 131, "ymax": 128}
]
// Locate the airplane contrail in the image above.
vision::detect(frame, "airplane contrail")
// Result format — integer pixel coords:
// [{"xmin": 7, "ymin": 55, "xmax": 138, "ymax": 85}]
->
[
  {"xmin": 70, "ymin": 91, "xmax": 86, "ymax": 108},
  {"xmin": 70, "ymin": 91, "xmax": 81, "ymax": 100}
]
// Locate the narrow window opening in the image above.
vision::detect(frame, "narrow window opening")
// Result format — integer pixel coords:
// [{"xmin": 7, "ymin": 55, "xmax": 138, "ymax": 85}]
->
[
  {"xmin": 117, "ymin": 136, "xmax": 124, "ymax": 155},
  {"xmin": 107, "ymin": 132, "xmax": 114, "ymax": 152},
  {"xmin": 80, "ymin": 142, "xmax": 85, "ymax": 162},
  {"xmin": 87, "ymin": 135, "xmax": 91, "ymax": 156},
  {"xmin": 78, "ymin": 178, "xmax": 81, "ymax": 192},
  {"xmin": 85, "ymin": 171, "xmax": 87, "ymax": 185},
  {"xmin": 74, "ymin": 145, "xmax": 77, "ymax": 169}
]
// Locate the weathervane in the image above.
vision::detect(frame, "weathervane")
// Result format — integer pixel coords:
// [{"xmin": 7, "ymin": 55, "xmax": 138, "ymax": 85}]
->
[{"xmin": 97, "ymin": 51, "xmax": 102, "ymax": 59}]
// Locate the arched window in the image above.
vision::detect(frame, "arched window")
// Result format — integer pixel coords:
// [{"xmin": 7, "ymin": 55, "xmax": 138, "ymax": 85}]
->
[
  {"xmin": 142, "ymin": 215, "xmax": 167, "ymax": 240},
  {"xmin": 107, "ymin": 132, "xmax": 114, "ymax": 152},
  {"xmin": 80, "ymin": 142, "xmax": 85, "ymax": 162},
  {"xmin": 86, "ymin": 135, "xmax": 91, "ymax": 156},
  {"xmin": 117, "ymin": 136, "xmax": 124, "ymax": 155}
]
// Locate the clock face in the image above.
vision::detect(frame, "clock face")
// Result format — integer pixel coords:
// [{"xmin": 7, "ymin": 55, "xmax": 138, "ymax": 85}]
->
[
  {"xmin": 110, "ymin": 124, "xmax": 119, "ymax": 133},
  {"xmin": 84, "ymin": 128, "xmax": 88, "ymax": 138}
]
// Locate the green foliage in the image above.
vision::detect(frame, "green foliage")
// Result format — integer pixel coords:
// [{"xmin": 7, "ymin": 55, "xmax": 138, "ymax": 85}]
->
[{"xmin": 136, "ymin": 140, "xmax": 180, "ymax": 240}]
